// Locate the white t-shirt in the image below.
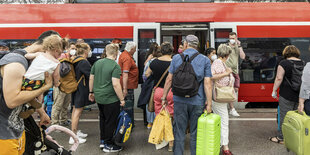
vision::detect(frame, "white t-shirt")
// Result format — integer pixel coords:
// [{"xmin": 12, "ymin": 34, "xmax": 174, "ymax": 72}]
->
[{"xmin": 24, "ymin": 54, "xmax": 59, "ymax": 80}]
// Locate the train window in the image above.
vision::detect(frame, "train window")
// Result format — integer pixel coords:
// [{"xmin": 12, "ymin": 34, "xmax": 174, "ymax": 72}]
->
[
  {"xmin": 138, "ymin": 29, "xmax": 156, "ymax": 84},
  {"xmin": 238, "ymin": 38, "xmax": 310, "ymax": 83}
]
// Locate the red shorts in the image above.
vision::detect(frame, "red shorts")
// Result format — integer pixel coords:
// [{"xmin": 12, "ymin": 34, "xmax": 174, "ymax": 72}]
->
[{"xmin": 232, "ymin": 73, "xmax": 240, "ymax": 88}]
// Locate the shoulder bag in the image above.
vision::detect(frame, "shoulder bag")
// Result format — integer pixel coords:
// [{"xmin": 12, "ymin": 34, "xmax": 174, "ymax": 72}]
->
[{"xmin": 212, "ymin": 63, "xmax": 237, "ymax": 103}]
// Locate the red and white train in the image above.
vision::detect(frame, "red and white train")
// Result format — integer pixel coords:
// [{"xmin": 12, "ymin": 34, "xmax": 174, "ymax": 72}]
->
[{"xmin": 1, "ymin": 2, "xmax": 310, "ymax": 103}]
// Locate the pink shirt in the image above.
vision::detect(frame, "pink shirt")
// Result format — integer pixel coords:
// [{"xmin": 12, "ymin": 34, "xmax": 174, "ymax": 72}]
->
[{"xmin": 211, "ymin": 59, "xmax": 234, "ymax": 87}]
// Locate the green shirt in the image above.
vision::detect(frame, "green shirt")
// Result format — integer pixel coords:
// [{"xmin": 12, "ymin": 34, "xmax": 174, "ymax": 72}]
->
[
  {"xmin": 225, "ymin": 44, "xmax": 240, "ymax": 74},
  {"xmin": 90, "ymin": 58, "xmax": 121, "ymax": 104}
]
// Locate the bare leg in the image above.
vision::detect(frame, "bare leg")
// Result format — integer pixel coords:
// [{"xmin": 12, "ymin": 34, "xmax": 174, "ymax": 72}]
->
[
  {"xmin": 223, "ymin": 145, "xmax": 229, "ymax": 151},
  {"xmin": 71, "ymin": 107, "xmax": 83, "ymax": 134},
  {"xmin": 229, "ymin": 88, "xmax": 238, "ymax": 110}
]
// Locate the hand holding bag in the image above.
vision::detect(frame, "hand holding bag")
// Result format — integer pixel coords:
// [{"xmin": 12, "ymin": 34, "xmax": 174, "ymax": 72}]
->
[
  {"xmin": 212, "ymin": 63, "xmax": 237, "ymax": 103},
  {"xmin": 148, "ymin": 67, "xmax": 170, "ymax": 112}
]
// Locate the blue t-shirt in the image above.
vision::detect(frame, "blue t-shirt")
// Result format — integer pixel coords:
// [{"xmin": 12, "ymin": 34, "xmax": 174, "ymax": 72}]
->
[{"xmin": 169, "ymin": 48, "xmax": 212, "ymax": 106}]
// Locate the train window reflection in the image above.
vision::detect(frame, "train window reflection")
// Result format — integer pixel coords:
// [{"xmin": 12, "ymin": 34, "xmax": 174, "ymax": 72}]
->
[{"xmin": 239, "ymin": 38, "xmax": 310, "ymax": 83}]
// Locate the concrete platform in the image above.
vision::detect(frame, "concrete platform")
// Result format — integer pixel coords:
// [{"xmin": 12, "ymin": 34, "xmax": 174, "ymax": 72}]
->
[{"xmin": 46, "ymin": 110, "xmax": 294, "ymax": 155}]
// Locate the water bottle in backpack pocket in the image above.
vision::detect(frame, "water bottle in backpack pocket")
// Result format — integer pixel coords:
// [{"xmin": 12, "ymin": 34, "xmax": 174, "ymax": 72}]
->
[{"xmin": 114, "ymin": 110, "xmax": 132, "ymax": 144}]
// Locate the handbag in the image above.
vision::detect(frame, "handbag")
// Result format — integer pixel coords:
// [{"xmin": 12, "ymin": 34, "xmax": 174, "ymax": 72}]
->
[
  {"xmin": 212, "ymin": 63, "xmax": 237, "ymax": 103},
  {"xmin": 148, "ymin": 67, "xmax": 170, "ymax": 112}
]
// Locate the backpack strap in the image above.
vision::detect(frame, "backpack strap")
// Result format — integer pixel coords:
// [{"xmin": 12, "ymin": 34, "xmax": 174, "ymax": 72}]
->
[
  {"xmin": 72, "ymin": 57, "xmax": 86, "ymax": 64},
  {"xmin": 77, "ymin": 75, "xmax": 86, "ymax": 86},
  {"xmin": 189, "ymin": 52, "xmax": 200, "ymax": 63},
  {"xmin": 180, "ymin": 53, "xmax": 186, "ymax": 62}
]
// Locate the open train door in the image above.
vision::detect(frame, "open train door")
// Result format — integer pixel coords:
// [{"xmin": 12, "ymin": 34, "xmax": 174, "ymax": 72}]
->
[
  {"xmin": 133, "ymin": 23, "xmax": 160, "ymax": 116},
  {"xmin": 209, "ymin": 23, "xmax": 236, "ymax": 49},
  {"xmin": 134, "ymin": 23, "xmax": 161, "ymax": 84}
]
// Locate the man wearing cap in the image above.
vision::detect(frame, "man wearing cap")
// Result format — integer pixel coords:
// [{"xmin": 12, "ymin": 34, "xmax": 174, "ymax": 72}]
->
[
  {"xmin": 118, "ymin": 41, "xmax": 138, "ymax": 127},
  {"xmin": 0, "ymin": 42, "xmax": 9, "ymax": 52},
  {"xmin": 161, "ymin": 35, "xmax": 213, "ymax": 155}
]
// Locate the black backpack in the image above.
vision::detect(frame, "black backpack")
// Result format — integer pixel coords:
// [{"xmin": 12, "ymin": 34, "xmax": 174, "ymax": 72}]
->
[
  {"xmin": 285, "ymin": 60, "xmax": 305, "ymax": 92},
  {"xmin": 172, "ymin": 52, "xmax": 200, "ymax": 98}
]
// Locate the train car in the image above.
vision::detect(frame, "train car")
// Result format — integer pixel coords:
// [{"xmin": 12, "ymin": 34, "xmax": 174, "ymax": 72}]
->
[{"xmin": 0, "ymin": 2, "xmax": 310, "ymax": 103}]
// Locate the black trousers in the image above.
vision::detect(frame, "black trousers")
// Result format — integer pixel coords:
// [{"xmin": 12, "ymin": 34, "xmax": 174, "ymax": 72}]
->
[{"xmin": 97, "ymin": 101, "xmax": 120, "ymax": 144}]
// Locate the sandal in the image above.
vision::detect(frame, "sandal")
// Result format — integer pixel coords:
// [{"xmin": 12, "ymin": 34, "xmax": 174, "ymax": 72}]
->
[{"xmin": 269, "ymin": 136, "xmax": 284, "ymax": 144}]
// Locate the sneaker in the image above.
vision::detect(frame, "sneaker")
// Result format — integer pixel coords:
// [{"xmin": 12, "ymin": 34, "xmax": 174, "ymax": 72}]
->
[
  {"xmin": 99, "ymin": 140, "xmax": 105, "ymax": 149},
  {"xmin": 147, "ymin": 123, "xmax": 152, "ymax": 129},
  {"xmin": 77, "ymin": 130, "xmax": 88, "ymax": 138},
  {"xmin": 229, "ymin": 108, "xmax": 240, "ymax": 117},
  {"xmin": 102, "ymin": 144, "xmax": 123, "ymax": 153},
  {"xmin": 69, "ymin": 137, "xmax": 86, "ymax": 145}
]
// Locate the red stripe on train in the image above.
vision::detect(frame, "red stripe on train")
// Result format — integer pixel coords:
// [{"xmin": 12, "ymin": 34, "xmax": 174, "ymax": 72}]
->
[
  {"xmin": 238, "ymin": 26, "xmax": 310, "ymax": 38},
  {"xmin": 0, "ymin": 27, "xmax": 133, "ymax": 39}
]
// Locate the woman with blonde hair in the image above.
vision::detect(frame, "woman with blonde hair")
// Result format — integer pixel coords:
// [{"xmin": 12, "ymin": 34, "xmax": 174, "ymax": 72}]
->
[
  {"xmin": 211, "ymin": 44, "xmax": 234, "ymax": 155},
  {"xmin": 270, "ymin": 45, "xmax": 304, "ymax": 144},
  {"xmin": 69, "ymin": 43, "xmax": 92, "ymax": 144}
]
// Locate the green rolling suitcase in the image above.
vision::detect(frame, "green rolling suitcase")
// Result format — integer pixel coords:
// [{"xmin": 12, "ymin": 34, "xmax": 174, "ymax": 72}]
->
[
  {"xmin": 282, "ymin": 111, "xmax": 310, "ymax": 155},
  {"xmin": 196, "ymin": 111, "xmax": 221, "ymax": 155}
]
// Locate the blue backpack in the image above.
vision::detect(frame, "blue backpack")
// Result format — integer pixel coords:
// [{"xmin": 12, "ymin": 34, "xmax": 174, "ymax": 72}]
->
[{"xmin": 114, "ymin": 110, "xmax": 132, "ymax": 143}]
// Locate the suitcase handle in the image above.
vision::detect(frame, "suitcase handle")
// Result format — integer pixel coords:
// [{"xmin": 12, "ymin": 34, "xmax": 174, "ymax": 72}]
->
[{"xmin": 203, "ymin": 110, "xmax": 211, "ymax": 116}]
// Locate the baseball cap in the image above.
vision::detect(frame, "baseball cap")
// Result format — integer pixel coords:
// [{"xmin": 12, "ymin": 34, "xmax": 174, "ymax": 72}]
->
[{"xmin": 185, "ymin": 35, "xmax": 199, "ymax": 46}]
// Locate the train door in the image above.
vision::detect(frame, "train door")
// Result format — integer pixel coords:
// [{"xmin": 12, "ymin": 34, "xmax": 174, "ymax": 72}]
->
[
  {"xmin": 134, "ymin": 23, "xmax": 160, "ymax": 84},
  {"xmin": 161, "ymin": 23, "xmax": 209, "ymax": 54},
  {"xmin": 209, "ymin": 23, "xmax": 236, "ymax": 49},
  {"xmin": 134, "ymin": 23, "xmax": 160, "ymax": 109}
]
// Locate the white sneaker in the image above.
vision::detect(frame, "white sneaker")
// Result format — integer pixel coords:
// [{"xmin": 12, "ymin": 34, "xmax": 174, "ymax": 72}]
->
[
  {"xmin": 229, "ymin": 108, "xmax": 240, "ymax": 117},
  {"xmin": 69, "ymin": 137, "xmax": 86, "ymax": 145},
  {"xmin": 77, "ymin": 130, "xmax": 88, "ymax": 138}
]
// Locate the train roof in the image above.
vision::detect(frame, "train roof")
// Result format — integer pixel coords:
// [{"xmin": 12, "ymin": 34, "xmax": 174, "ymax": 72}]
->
[{"xmin": 0, "ymin": 2, "xmax": 309, "ymax": 23}]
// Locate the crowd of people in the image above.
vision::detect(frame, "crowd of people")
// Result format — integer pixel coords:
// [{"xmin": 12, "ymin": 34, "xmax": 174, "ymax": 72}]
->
[{"xmin": 0, "ymin": 30, "xmax": 309, "ymax": 155}]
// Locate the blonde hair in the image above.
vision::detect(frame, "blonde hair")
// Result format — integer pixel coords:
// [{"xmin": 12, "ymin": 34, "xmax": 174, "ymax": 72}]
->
[
  {"xmin": 76, "ymin": 43, "xmax": 90, "ymax": 56},
  {"xmin": 217, "ymin": 44, "xmax": 232, "ymax": 58},
  {"xmin": 282, "ymin": 45, "xmax": 300, "ymax": 59},
  {"xmin": 105, "ymin": 43, "xmax": 119, "ymax": 57},
  {"xmin": 43, "ymin": 35, "xmax": 65, "ymax": 52}
]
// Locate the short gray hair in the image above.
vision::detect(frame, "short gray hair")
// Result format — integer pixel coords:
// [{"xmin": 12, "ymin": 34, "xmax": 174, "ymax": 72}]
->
[
  {"xmin": 217, "ymin": 44, "xmax": 232, "ymax": 58},
  {"xmin": 185, "ymin": 35, "xmax": 199, "ymax": 48},
  {"xmin": 125, "ymin": 41, "xmax": 136, "ymax": 52}
]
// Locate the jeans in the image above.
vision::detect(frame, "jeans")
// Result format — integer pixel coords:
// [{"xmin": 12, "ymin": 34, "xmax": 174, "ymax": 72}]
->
[
  {"xmin": 173, "ymin": 102, "xmax": 204, "ymax": 155},
  {"xmin": 124, "ymin": 89, "xmax": 135, "ymax": 126},
  {"xmin": 146, "ymin": 104, "xmax": 155, "ymax": 123}
]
